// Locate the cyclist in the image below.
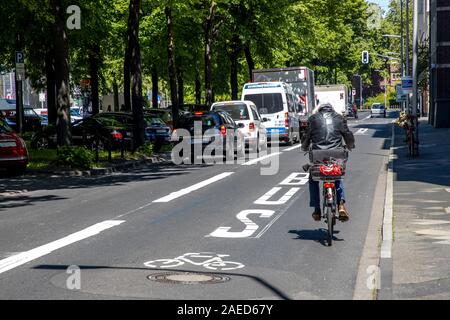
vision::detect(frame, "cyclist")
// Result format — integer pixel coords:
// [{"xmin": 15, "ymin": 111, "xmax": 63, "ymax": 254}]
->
[{"xmin": 301, "ymin": 102, "xmax": 355, "ymax": 222}]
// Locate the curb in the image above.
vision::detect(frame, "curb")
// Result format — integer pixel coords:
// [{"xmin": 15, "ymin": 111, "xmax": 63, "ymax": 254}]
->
[
  {"xmin": 25, "ymin": 155, "xmax": 170, "ymax": 177},
  {"xmin": 381, "ymin": 125, "xmax": 395, "ymax": 258}
]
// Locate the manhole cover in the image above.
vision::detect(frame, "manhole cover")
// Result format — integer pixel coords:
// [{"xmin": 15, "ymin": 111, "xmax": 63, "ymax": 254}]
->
[{"xmin": 148, "ymin": 272, "xmax": 230, "ymax": 285}]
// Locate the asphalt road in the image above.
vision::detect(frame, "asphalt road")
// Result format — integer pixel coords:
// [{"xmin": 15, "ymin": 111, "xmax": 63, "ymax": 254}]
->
[{"xmin": 0, "ymin": 110, "xmax": 396, "ymax": 300}]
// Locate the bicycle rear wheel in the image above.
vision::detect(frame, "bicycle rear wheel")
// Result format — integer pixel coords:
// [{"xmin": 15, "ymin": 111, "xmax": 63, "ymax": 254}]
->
[{"xmin": 326, "ymin": 206, "xmax": 333, "ymax": 246}]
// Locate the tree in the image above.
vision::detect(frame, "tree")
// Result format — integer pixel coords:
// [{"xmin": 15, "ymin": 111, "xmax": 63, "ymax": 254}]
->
[{"xmin": 127, "ymin": 0, "xmax": 146, "ymax": 148}]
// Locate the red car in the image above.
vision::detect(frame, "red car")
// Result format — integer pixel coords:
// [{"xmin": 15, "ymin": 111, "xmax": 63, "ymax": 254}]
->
[{"xmin": 0, "ymin": 118, "xmax": 29, "ymax": 174}]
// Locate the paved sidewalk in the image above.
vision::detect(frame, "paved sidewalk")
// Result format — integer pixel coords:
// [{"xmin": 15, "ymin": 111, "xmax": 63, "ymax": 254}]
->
[{"xmin": 388, "ymin": 119, "xmax": 450, "ymax": 299}]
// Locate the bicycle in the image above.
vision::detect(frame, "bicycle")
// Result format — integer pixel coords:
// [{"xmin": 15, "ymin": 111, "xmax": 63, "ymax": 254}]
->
[
  {"xmin": 406, "ymin": 115, "xmax": 419, "ymax": 157},
  {"xmin": 309, "ymin": 156, "xmax": 346, "ymax": 247}
]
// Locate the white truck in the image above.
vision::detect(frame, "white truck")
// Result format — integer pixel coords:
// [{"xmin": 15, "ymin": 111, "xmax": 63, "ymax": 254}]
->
[{"xmin": 314, "ymin": 85, "xmax": 349, "ymax": 116}]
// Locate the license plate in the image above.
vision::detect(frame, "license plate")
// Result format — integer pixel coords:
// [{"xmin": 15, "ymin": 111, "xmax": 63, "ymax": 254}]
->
[
  {"xmin": 157, "ymin": 130, "xmax": 166, "ymax": 134},
  {"xmin": 0, "ymin": 142, "xmax": 16, "ymax": 147}
]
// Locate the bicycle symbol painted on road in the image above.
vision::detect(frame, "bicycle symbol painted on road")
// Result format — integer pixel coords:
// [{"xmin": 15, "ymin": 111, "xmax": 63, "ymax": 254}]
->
[{"xmin": 143, "ymin": 252, "xmax": 245, "ymax": 271}]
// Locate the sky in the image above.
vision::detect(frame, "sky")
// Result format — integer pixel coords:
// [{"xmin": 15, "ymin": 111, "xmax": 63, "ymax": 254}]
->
[{"xmin": 369, "ymin": 0, "xmax": 391, "ymax": 11}]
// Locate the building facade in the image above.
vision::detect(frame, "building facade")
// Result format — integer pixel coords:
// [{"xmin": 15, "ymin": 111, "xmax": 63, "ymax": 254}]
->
[{"xmin": 429, "ymin": 0, "xmax": 450, "ymax": 127}]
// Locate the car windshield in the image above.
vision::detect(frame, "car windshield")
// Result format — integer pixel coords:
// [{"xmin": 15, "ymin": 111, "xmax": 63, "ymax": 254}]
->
[
  {"xmin": 24, "ymin": 108, "xmax": 38, "ymax": 116},
  {"xmin": 0, "ymin": 119, "xmax": 13, "ymax": 133},
  {"xmin": 243, "ymin": 93, "xmax": 283, "ymax": 114},
  {"xmin": 71, "ymin": 109, "xmax": 81, "ymax": 116},
  {"xmin": 179, "ymin": 114, "xmax": 219, "ymax": 130},
  {"xmin": 145, "ymin": 117, "xmax": 166, "ymax": 126},
  {"xmin": 212, "ymin": 104, "xmax": 249, "ymax": 120},
  {"xmin": 372, "ymin": 104, "xmax": 383, "ymax": 109}
]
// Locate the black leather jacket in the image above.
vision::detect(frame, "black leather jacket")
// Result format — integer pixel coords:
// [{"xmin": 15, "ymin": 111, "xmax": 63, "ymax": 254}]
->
[{"xmin": 301, "ymin": 104, "xmax": 355, "ymax": 151}]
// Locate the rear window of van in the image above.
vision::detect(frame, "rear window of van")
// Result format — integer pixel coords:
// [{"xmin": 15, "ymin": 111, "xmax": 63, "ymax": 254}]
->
[{"xmin": 243, "ymin": 93, "xmax": 283, "ymax": 114}]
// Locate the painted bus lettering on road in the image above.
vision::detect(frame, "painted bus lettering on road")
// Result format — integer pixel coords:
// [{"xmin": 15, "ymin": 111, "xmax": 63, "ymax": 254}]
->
[
  {"xmin": 208, "ymin": 172, "xmax": 308, "ymax": 238},
  {"xmin": 254, "ymin": 187, "xmax": 300, "ymax": 205},
  {"xmin": 209, "ymin": 210, "xmax": 275, "ymax": 238}
]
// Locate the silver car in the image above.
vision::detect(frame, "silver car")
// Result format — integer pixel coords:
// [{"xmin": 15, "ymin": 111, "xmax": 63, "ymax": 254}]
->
[{"xmin": 370, "ymin": 103, "xmax": 386, "ymax": 118}]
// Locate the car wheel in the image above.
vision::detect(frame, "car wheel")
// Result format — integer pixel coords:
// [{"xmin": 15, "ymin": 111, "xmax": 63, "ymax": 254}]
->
[{"xmin": 35, "ymin": 137, "xmax": 49, "ymax": 150}]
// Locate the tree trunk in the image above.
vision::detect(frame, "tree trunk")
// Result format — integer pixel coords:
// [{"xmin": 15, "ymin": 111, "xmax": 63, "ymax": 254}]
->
[
  {"xmin": 45, "ymin": 48, "xmax": 56, "ymax": 126},
  {"xmin": 166, "ymin": 6, "xmax": 178, "ymax": 128},
  {"xmin": 151, "ymin": 67, "xmax": 158, "ymax": 108},
  {"xmin": 123, "ymin": 45, "xmax": 131, "ymax": 111},
  {"xmin": 177, "ymin": 68, "xmax": 184, "ymax": 106},
  {"xmin": 89, "ymin": 43, "xmax": 100, "ymax": 115},
  {"xmin": 128, "ymin": 0, "xmax": 145, "ymax": 149},
  {"xmin": 204, "ymin": 1, "xmax": 217, "ymax": 108},
  {"xmin": 113, "ymin": 75, "xmax": 119, "ymax": 111},
  {"xmin": 229, "ymin": 34, "xmax": 241, "ymax": 100},
  {"xmin": 51, "ymin": 0, "xmax": 71, "ymax": 146},
  {"xmin": 195, "ymin": 68, "xmax": 201, "ymax": 105},
  {"xmin": 244, "ymin": 44, "xmax": 254, "ymax": 82}
]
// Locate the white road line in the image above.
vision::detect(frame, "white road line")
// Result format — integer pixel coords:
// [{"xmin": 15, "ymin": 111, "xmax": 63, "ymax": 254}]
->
[
  {"xmin": 241, "ymin": 152, "xmax": 281, "ymax": 166},
  {"xmin": 355, "ymin": 128, "xmax": 369, "ymax": 135},
  {"xmin": 153, "ymin": 172, "xmax": 234, "ymax": 203},
  {"xmin": 0, "ymin": 220, "xmax": 125, "ymax": 275},
  {"xmin": 364, "ymin": 115, "xmax": 371, "ymax": 120},
  {"xmin": 283, "ymin": 144, "xmax": 303, "ymax": 152}
]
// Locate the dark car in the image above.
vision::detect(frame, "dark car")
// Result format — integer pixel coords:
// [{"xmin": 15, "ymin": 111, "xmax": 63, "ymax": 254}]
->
[
  {"xmin": 144, "ymin": 108, "xmax": 190, "ymax": 130},
  {"xmin": 172, "ymin": 111, "xmax": 245, "ymax": 162},
  {"xmin": 4, "ymin": 107, "xmax": 42, "ymax": 132},
  {"xmin": 144, "ymin": 115, "xmax": 171, "ymax": 148},
  {"xmin": 31, "ymin": 115, "xmax": 133, "ymax": 151},
  {"xmin": 0, "ymin": 118, "xmax": 28, "ymax": 174}
]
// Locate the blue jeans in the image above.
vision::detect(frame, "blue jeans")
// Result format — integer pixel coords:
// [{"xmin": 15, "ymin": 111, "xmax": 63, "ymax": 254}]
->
[{"xmin": 309, "ymin": 178, "xmax": 345, "ymax": 210}]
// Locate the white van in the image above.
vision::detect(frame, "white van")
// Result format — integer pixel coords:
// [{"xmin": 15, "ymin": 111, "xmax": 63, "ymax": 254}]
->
[
  {"xmin": 241, "ymin": 82, "xmax": 300, "ymax": 144},
  {"xmin": 211, "ymin": 100, "xmax": 267, "ymax": 151}
]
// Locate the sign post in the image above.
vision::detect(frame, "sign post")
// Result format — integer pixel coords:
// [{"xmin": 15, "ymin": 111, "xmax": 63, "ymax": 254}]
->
[{"xmin": 15, "ymin": 51, "xmax": 25, "ymax": 135}]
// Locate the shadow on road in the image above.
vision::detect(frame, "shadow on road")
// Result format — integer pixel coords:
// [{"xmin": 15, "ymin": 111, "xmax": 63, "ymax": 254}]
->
[
  {"xmin": 0, "ymin": 194, "xmax": 68, "ymax": 212},
  {"xmin": 288, "ymin": 228, "xmax": 343, "ymax": 247},
  {"xmin": 0, "ymin": 163, "xmax": 208, "ymax": 194},
  {"xmin": 33, "ymin": 264, "xmax": 292, "ymax": 300}
]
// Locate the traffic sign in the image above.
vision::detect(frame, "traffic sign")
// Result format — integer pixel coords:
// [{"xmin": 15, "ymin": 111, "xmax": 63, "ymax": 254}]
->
[
  {"xmin": 401, "ymin": 76, "xmax": 413, "ymax": 94},
  {"xmin": 396, "ymin": 84, "xmax": 407, "ymax": 102},
  {"xmin": 15, "ymin": 51, "xmax": 25, "ymax": 81},
  {"xmin": 15, "ymin": 51, "xmax": 24, "ymax": 64}
]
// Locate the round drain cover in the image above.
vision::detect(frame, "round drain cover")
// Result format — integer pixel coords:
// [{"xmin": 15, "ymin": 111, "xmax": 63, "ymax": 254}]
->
[{"xmin": 148, "ymin": 272, "xmax": 230, "ymax": 285}]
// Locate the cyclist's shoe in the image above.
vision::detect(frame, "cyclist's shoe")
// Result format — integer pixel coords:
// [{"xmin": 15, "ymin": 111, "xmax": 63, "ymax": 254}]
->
[
  {"xmin": 338, "ymin": 201, "xmax": 350, "ymax": 222},
  {"xmin": 312, "ymin": 208, "xmax": 321, "ymax": 221}
]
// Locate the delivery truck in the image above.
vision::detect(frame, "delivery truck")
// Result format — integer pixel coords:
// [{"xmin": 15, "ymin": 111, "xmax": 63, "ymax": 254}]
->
[{"xmin": 314, "ymin": 84, "xmax": 348, "ymax": 116}]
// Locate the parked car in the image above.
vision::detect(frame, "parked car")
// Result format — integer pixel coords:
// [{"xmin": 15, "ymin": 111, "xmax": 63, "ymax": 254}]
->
[
  {"xmin": 96, "ymin": 112, "xmax": 174, "ymax": 149},
  {"xmin": 4, "ymin": 107, "xmax": 42, "ymax": 132},
  {"xmin": 172, "ymin": 110, "xmax": 245, "ymax": 161},
  {"xmin": 70, "ymin": 108, "xmax": 83, "ymax": 123},
  {"xmin": 144, "ymin": 108, "xmax": 190, "ymax": 130},
  {"xmin": 143, "ymin": 115, "xmax": 171, "ymax": 147},
  {"xmin": 370, "ymin": 103, "xmax": 386, "ymax": 118},
  {"xmin": 210, "ymin": 100, "xmax": 267, "ymax": 152},
  {"xmin": 0, "ymin": 118, "xmax": 28, "ymax": 174},
  {"xmin": 31, "ymin": 115, "xmax": 133, "ymax": 151}
]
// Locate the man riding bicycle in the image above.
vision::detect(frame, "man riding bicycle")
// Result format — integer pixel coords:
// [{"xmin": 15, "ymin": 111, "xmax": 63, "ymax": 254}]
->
[{"xmin": 301, "ymin": 102, "xmax": 355, "ymax": 222}]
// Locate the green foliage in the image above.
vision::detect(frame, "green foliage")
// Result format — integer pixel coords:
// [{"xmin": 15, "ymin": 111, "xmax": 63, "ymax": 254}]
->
[
  {"xmin": 56, "ymin": 146, "xmax": 95, "ymax": 170},
  {"xmin": 136, "ymin": 142, "xmax": 154, "ymax": 157}
]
